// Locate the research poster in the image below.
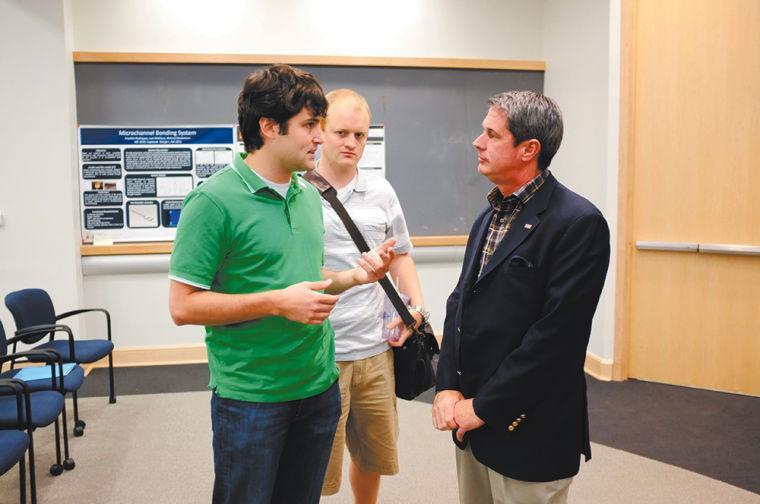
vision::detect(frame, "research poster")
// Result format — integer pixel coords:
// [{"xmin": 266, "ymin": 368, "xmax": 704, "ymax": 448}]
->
[{"xmin": 78, "ymin": 126, "xmax": 237, "ymax": 243}]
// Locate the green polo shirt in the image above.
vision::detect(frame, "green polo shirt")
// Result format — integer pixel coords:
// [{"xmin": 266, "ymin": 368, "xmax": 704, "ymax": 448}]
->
[{"xmin": 169, "ymin": 152, "xmax": 338, "ymax": 402}]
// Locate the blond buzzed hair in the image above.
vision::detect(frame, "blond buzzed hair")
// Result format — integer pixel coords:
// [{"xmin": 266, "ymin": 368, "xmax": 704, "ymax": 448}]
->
[{"xmin": 324, "ymin": 88, "xmax": 372, "ymax": 121}]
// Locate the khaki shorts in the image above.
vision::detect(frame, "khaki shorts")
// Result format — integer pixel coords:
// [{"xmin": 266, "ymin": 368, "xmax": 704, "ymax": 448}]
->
[{"xmin": 321, "ymin": 349, "xmax": 399, "ymax": 495}]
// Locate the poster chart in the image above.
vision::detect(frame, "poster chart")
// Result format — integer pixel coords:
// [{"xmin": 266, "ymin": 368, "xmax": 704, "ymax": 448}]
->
[{"xmin": 78, "ymin": 126, "xmax": 237, "ymax": 243}]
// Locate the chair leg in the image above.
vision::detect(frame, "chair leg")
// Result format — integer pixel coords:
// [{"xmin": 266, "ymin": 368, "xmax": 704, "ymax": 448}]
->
[
  {"xmin": 72, "ymin": 391, "xmax": 85, "ymax": 437},
  {"xmin": 23, "ymin": 415, "xmax": 37, "ymax": 504},
  {"xmin": 50, "ymin": 418, "xmax": 63, "ymax": 476},
  {"xmin": 60, "ymin": 397, "xmax": 75, "ymax": 471},
  {"xmin": 18, "ymin": 455, "xmax": 26, "ymax": 504},
  {"xmin": 108, "ymin": 352, "xmax": 116, "ymax": 404}
]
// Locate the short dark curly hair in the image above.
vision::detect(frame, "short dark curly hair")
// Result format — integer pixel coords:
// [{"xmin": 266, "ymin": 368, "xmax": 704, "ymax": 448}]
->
[{"xmin": 237, "ymin": 64, "xmax": 327, "ymax": 152}]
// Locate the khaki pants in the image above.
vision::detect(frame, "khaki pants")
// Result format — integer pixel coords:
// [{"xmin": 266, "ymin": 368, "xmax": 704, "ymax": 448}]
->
[
  {"xmin": 321, "ymin": 350, "xmax": 399, "ymax": 495},
  {"xmin": 456, "ymin": 445, "xmax": 573, "ymax": 504}
]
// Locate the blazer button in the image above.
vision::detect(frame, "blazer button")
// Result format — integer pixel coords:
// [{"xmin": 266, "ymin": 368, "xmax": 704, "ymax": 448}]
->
[
  {"xmin": 512, "ymin": 421, "xmax": 518, "ymax": 427},
  {"xmin": 507, "ymin": 425, "xmax": 515, "ymax": 432},
  {"xmin": 520, "ymin": 414, "xmax": 527, "ymax": 419}
]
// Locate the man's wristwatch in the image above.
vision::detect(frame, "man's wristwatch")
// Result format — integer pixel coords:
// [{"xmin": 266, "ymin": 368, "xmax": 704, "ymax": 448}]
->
[{"xmin": 408, "ymin": 306, "xmax": 429, "ymax": 326}]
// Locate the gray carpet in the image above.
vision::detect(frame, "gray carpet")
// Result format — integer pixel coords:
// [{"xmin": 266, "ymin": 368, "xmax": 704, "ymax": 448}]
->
[
  {"xmin": 78, "ymin": 364, "xmax": 760, "ymax": 495},
  {"xmin": 585, "ymin": 377, "xmax": 760, "ymax": 495},
  {"xmin": 1, "ymin": 392, "xmax": 758, "ymax": 504}
]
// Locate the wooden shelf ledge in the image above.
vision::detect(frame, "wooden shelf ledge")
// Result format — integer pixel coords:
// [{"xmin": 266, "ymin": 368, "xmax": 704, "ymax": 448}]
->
[
  {"xmin": 80, "ymin": 235, "xmax": 467, "ymax": 256},
  {"xmin": 73, "ymin": 52, "xmax": 545, "ymax": 71}
]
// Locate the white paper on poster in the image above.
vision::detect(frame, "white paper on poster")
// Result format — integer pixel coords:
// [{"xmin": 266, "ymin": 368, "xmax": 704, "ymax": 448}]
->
[
  {"xmin": 215, "ymin": 149, "xmax": 234, "ymax": 165},
  {"xmin": 358, "ymin": 125, "xmax": 386, "ymax": 178},
  {"xmin": 156, "ymin": 176, "xmax": 193, "ymax": 197},
  {"xmin": 92, "ymin": 234, "xmax": 114, "ymax": 246},
  {"xmin": 195, "ymin": 149, "xmax": 215, "ymax": 164}
]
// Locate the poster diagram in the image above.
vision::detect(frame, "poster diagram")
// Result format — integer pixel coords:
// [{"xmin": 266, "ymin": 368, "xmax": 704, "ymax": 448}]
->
[{"xmin": 78, "ymin": 126, "xmax": 237, "ymax": 243}]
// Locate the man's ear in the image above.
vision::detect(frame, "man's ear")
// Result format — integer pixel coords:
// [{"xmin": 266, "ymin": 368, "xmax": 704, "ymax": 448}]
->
[
  {"xmin": 259, "ymin": 117, "xmax": 278, "ymax": 141},
  {"xmin": 521, "ymin": 139, "xmax": 541, "ymax": 163}
]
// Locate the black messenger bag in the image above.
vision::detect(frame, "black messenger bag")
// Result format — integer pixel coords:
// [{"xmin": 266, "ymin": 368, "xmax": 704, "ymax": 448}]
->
[{"xmin": 303, "ymin": 171, "xmax": 439, "ymax": 400}]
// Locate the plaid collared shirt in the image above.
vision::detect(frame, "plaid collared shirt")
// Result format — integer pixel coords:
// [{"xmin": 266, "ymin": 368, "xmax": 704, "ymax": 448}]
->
[{"xmin": 477, "ymin": 169, "xmax": 550, "ymax": 277}]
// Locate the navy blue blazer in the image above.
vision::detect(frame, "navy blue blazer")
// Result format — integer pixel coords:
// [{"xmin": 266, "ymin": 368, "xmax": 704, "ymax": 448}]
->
[{"xmin": 436, "ymin": 173, "xmax": 610, "ymax": 482}]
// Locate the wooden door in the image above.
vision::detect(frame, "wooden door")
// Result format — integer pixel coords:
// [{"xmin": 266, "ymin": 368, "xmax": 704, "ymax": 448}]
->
[{"xmin": 619, "ymin": 0, "xmax": 760, "ymax": 395}]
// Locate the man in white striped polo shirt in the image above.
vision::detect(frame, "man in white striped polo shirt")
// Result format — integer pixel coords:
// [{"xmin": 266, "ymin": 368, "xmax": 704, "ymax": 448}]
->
[{"xmin": 317, "ymin": 89, "xmax": 427, "ymax": 503}]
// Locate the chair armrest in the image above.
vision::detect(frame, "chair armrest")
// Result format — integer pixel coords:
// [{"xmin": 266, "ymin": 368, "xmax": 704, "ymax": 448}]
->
[
  {"xmin": 0, "ymin": 378, "xmax": 34, "ymax": 432},
  {"xmin": 13, "ymin": 323, "xmax": 73, "ymax": 340},
  {"xmin": 0, "ymin": 349, "xmax": 67, "ymax": 391},
  {"xmin": 0, "ymin": 377, "xmax": 26, "ymax": 395},
  {"xmin": 13, "ymin": 323, "xmax": 77, "ymax": 362},
  {"xmin": 57, "ymin": 308, "xmax": 112, "ymax": 342},
  {"xmin": 1, "ymin": 349, "xmax": 61, "ymax": 365},
  {"xmin": 31, "ymin": 349, "xmax": 67, "ymax": 391},
  {"xmin": 0, "ymin": 378, "xmax": 25, "ymax": 421}
]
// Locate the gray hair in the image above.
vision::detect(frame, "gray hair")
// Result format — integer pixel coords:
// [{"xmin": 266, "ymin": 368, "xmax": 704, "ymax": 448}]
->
[{"xmin": 487, "ymin": 91, "xmax": 563, "ymax": 170}]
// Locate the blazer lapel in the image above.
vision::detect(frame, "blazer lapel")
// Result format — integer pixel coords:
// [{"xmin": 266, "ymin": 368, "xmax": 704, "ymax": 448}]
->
[
  {"xmin": 475, "ymin": 174, "xmax": 557, "ymax": 284},
  {"xmin": 462, "ymin": 210, "xmax": 492, "ymax": 290}
]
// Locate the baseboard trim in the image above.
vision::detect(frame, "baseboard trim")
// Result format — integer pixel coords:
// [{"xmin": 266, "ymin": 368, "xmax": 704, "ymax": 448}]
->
[
  {"xmin": 585, "ymin": 351, "xmax": 614, "ymax": 381},
  {"xmin": 84, "ymin": 344, "xmax": 207, "ymax": 374},
  {"xmin": 87, "ymin": 344, "xmax": 615, "ymax": 382}
]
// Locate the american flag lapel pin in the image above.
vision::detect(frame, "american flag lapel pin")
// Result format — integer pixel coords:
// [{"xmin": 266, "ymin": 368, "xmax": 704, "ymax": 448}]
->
[{"xmin": 524, "ymin": 224, "xmax": 533, "ymax": 230}]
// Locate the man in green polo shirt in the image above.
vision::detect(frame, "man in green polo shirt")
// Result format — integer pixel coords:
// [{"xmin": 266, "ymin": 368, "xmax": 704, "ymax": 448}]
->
[{"xmin": 168, "ymin": 64, "xmax": 395, "ymax": 504}]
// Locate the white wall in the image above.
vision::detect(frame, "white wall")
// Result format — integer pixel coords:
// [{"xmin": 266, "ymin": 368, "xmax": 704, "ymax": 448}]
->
[
  {"xmin": 80, "ymin": 250, "xmax": 464, "ymax": 347},
  {"xmin": 69, "ymin": 0, "xmax": 544, "ymax": 60},
  {"xmin": 0, "ymin": 0, "xmax": 83, "ymax": 342},
  {"xmin": 3, "ymin": 0, "xmax": 618, "ymax": 362},
  {"xmin": 542, "ymin": 0, "xmax": 618, "ymax": 360},
  {"xmin": 82, "ymin": 271, "xmax": 200, "ymax": 347}
]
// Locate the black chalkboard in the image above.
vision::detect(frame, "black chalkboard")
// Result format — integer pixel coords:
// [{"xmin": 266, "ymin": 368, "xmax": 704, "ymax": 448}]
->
[{"xmin": 75, "ymin": 63, "xmax": 543, "ymax": 235}]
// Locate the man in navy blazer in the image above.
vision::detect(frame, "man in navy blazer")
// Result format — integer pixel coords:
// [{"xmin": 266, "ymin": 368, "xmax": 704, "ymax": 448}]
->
[{"xmin": 433, "ymin": 91, "xmax": 610, "ymax": 503}]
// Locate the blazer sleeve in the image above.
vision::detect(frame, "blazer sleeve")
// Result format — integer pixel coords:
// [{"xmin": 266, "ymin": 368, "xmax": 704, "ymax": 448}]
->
[{"xmin": 472, "ymin": 212, "xmax": 611, "ymax": 429}]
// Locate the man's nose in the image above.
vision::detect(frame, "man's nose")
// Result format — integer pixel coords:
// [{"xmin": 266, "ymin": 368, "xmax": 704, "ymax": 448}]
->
[{"xmin": 473, "ymin": 134, "xmax": 484, "ymax": 150}]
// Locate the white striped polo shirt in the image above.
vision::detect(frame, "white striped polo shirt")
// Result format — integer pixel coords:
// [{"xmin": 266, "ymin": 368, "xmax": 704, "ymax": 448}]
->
[{"xmin": 320, "ymin": 170, "xmax": 413, "ymax": 361}]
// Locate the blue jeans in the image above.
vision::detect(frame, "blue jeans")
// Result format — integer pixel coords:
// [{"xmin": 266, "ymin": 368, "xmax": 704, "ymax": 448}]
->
[{"xmin": 210, "ymin": 380, "xmax": 341, "ymax": 504}]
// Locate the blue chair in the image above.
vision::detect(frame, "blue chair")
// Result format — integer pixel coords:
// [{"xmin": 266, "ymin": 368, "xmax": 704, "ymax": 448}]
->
[
  {"xmin": 1, "ymin": 319, "xmax": 86, "ymax": 436},
  {"xmin": 5, "ymin": 288, "xmax": 116, "ymax": 437},
  {"xmin": 0, "ymin": 322, "xmax": 75, "ymax": 477},
  {"xmin": 0, "ymin": 378, "xmax": 33, "ymax": 504}
]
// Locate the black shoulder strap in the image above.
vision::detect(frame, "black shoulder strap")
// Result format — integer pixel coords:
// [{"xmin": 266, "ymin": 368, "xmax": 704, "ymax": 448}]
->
[{"xmin": 303, "ymin": 170, "xmax": 416, "ymax": 327}]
